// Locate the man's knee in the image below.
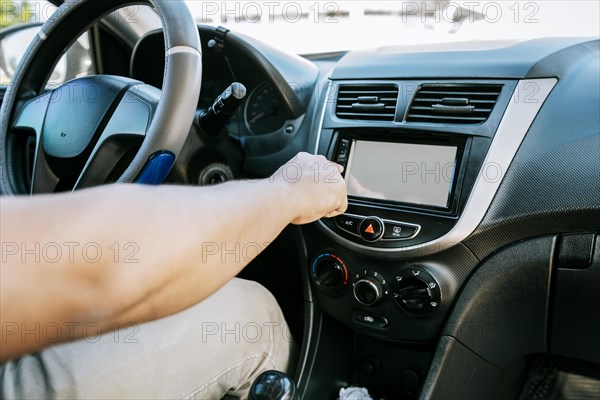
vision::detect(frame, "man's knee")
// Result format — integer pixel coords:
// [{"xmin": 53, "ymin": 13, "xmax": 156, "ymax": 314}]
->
[
  {"xmin": 197, "ymin": 278, "xmax": 296, "ymax": 385},
  {"xmin": 204, "ymin": 279, "xmax": 292, "ymax": 347}
]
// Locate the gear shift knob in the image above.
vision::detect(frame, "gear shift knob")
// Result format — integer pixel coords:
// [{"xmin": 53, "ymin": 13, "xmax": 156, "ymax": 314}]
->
[{"xmin": 249, "ymin": 370, "xmax": 298, "ymax": 400}]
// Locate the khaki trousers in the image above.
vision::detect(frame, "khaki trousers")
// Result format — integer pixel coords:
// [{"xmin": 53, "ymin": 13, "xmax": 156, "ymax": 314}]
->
[{"xmin": 0, "ymin": 279, "xmax": 296, "ymax": 399}]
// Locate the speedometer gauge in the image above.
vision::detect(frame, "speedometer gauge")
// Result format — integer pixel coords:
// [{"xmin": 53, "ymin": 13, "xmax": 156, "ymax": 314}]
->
[
  {"xmin": 244, "ymin": 82, "xmax": 286, "ymax": 135},
  {"xmin": 199, "ymin": 81, "xmax": 224, "ymax": 110}
]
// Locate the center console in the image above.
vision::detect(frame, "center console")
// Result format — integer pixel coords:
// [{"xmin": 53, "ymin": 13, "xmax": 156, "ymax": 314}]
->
[
  {"xmin": 294, "ymin": 50, "xmax": 560, "ymax": 397},
  {"xmin": 304, "ymin": 78, "xmax": 556, "ymax": 344},
  {"xmin": 307, "ymin": 124, "xmax": 490, "ymax": 341},
  {"xmin": 306, "ymin": 125, "xmax": 486, "ymax": 340}
]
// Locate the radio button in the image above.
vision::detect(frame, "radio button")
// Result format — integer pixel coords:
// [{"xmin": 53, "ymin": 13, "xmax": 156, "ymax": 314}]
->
[
  {"xmin": 383, "ymin": 222, "xmax": 420, "ymax": 240},
  {"xmin": 338, "ymin": 139, "xmax": 350, "ymax": 156},
  {"xmin": 359, "ymin": 217, "xmax": 384, "ymax": 242},
  {"xmin": 335, "ymin": 214, "xmax": 364, "ymax": 235},
  {"xmin": 336, "ymin": 139, "xmax": 350, "ymax": 165}
]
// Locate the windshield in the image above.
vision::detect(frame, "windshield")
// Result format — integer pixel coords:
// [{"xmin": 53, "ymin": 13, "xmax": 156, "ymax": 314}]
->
[{"xmin": 184, "ymin": 1, "xmax": 600, "ymax": 54}]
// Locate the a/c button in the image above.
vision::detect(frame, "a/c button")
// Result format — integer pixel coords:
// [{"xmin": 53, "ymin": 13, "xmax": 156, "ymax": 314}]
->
[{"xmin": 335, "ymin": 214, "xmax": 365, "ymax": 235}]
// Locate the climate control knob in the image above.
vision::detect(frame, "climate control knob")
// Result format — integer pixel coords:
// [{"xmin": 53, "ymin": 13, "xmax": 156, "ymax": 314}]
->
[
  {"xmin": 353, "ymin": 278, "xmax": 383, "ymax": 306},
  {"xmin": 392, "ymin": 268, "xmax": 441, "ymax": 315},
  {"xmin": 311, "ymin": 254, "xmax": 349, "ymax": 294}
]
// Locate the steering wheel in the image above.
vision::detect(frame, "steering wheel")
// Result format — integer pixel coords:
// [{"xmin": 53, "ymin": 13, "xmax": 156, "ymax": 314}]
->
[{"xmin": 0, "ymin": 0, "xmax": 202, "ymax": 194}]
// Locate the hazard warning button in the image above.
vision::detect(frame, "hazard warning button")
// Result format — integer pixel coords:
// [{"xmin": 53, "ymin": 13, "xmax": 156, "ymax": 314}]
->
[{"xmin": 359, "ymin": 217, "xmax": 384, "ymax": 242}]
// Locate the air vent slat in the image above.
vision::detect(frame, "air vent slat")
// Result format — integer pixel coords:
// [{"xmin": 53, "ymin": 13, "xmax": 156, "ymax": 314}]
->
[
  {"xmin": 406, "ymin": 84, "xmax": 502, "ymax": 125},
  {"xmin": 410, "ymin": 106, "xmax": 493, "ymax": 113},
  {"xmin": 466, "ymin": 99, "xmax": 498, "ymax": 104},
  {"xmin": 337, "ymin": 105, "xmax": 396, "ymax": 111},
  {"xmin": 407, "ymin": 114, "xmax": 488, "ymax": 122},
  {"xmin": 413, "ymin": 98, "xmax": 498, "ymax": 104},
  {"xmin": 337, "ymin": 112, "xmax": 396, "ymax": 118},
  {"xmin": 336, "ymin": 84, "xmax": 398, "ymax": 121},
  {"xmin": 338, "ymin": 90, "xmax": 398, "ymax": 95},
  {"xmin": 337, "ymin": 97, "xmax": 399, "ymax": 102},
  {"xmin": 416, "ymin": 90, "xmax": 501, "ymax": 96}
]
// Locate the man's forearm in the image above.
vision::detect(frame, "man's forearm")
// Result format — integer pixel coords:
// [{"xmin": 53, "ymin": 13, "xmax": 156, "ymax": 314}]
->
[
  {"xmin": 0, "ymin": 179, "xmax": 296, "ymax": 360},
  {"xmin": 107, "ymin": 179, "xmax": 298, "ymax": 320}
]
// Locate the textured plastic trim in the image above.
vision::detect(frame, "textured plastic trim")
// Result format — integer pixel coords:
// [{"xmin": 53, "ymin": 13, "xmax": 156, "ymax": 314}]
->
[{"xmin": 316, "ymin": 78, "xmax": 558, "ymax": 257}]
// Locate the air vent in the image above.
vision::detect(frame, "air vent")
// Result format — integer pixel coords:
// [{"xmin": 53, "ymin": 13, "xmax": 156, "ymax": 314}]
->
[
  {"xmin": 336, "ymin": 84, "xmax": 398, "ymax": 121},
  {"xmin": 406, "ymin": 85, "xmax": 502, "ymax": 124}
]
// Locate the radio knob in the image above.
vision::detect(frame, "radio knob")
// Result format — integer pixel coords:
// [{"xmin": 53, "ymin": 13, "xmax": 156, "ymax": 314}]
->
[{"xmin": 353, "ymin": 278, "xmax": 383, "ymax": 306}]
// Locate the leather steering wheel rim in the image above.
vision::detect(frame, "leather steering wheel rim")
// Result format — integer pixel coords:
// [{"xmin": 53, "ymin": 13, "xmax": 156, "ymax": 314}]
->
[{"xmin": 0, "ymin": 0, "xmax": 202, "ymax": 194}]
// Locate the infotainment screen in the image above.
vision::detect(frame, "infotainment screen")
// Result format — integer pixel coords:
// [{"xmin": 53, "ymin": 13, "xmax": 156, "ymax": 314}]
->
[{"xmin": 345, "ymin": 140, "xmax": 458, "ymax": 208}]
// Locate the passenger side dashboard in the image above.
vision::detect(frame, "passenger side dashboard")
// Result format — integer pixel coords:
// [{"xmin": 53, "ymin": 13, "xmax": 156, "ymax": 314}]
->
[{"xmin": 296, "ymin": 37, "xmax": 600, "ymax": 399}]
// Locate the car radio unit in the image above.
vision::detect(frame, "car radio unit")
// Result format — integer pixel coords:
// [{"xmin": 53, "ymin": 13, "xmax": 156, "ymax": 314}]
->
[{"xmin": 320, "ymin": 129, "xmax": 479, "ymax": 248}]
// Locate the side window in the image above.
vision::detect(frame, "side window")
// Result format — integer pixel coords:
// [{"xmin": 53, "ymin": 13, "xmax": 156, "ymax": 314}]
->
[{"xmin": 0, "ymin": 0, "xmax": 94, "ymax": 88}]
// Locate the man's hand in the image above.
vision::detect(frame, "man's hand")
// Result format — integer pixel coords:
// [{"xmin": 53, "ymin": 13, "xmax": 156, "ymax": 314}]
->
[{"xmin": 271, "ymin": 152, "xmax": 348, "ymax": 225}]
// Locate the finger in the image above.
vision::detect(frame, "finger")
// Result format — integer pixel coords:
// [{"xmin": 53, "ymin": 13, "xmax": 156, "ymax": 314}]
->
[
  {"xmin": 326, "ymin": 161, "xmax": 344, "ymax": 174},
  {"xmin": 324, "ymin": 209, "xmax": 343, "ymax": 219},
  {"xmin": 335, "ymin": 193, "xmax": 348, "ymax": 213},
  {"xmin": 325, "ymin": 195, "xmax": 348, "ymax": 219}
]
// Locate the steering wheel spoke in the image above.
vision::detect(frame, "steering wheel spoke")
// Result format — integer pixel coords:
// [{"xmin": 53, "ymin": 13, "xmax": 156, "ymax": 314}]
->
[
  {"xmin": 13, "ymin": 92, "xmax": 52, "ymax": 136},
  {"xmin": 0, "ymin": 0, "xmax": 202, "ymax": 195},
  {"xmin": 30, "ymin": 145, "xmax": 60, "ymax": 194},
  {"xmin": 9, "ymin": 92, "xmax": 53, "ymax": 193},
  {"xmin": 74, "ymin": 85, "xmax": 158, "ymax": 190},
  {"xmin": 16, "ymin": 76, "xmax": 140, "ymax": 193}
]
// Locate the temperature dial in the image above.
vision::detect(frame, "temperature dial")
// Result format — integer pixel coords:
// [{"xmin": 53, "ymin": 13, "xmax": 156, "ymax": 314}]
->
[{"xmin": 311, "ymin": 253, "xmax": 349, "ymax": 294}]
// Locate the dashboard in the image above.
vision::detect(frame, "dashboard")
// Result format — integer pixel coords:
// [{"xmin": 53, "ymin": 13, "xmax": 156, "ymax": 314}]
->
[
  {"xmin": 131, "ymin": 27, "xmax": 292, "ymax": 139},
  {"xmin": 300, "ymin": 37, "xmax": 599, "ymax": 398},
  {"xmin": 129, "ymin": 27, "xmax": 600, "ymax": 398}
]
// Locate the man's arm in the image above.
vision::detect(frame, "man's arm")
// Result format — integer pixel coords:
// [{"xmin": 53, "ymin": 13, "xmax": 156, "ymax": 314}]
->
[{"xmin": 0, "ymin": 153, "xmax": 347, "ymax": 362}]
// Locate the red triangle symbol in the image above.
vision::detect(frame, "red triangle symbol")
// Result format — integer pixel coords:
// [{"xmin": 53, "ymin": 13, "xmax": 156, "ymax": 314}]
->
[{"xmin": 364, "ymin": 224, "xmax": 375, "ymax": 234}]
